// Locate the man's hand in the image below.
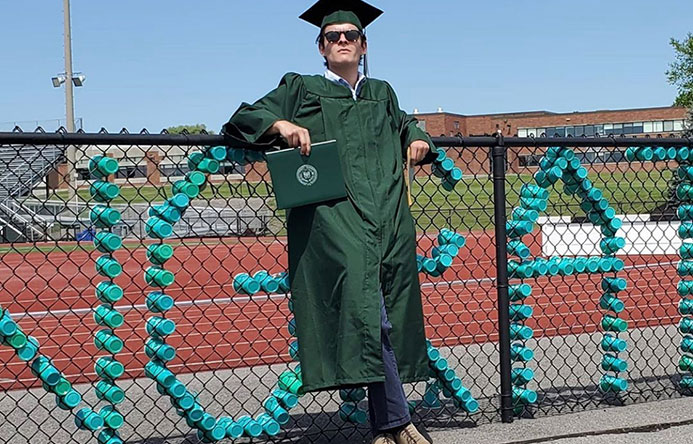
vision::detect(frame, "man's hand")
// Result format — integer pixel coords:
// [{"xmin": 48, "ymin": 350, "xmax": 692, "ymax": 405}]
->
[
  {"xmin": 269, "ymin": 120, "xmax": 312, "ymax": 155},
  {"xmin": 408, "ymin": 140, "xmax": 430, "ymax": 165}
]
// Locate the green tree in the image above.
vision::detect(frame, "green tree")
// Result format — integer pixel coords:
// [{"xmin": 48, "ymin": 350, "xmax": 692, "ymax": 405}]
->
[
  {"xmin": 666, "ymin": 33, "xmax": 693, "ymax": 108},
  {"xmin": 166, "ymin": 124, "xmax": 214, "ymax": 135}
]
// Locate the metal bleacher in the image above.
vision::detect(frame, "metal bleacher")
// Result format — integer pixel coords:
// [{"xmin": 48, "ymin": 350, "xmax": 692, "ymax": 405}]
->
[{"xmin": 0, "ymin": 143, "xmax": 66, "ymax": 242}]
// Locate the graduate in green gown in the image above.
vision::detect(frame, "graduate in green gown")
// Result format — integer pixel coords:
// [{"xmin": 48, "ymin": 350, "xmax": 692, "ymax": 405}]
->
[{"xmin": 223, "ymin": 1, "xmax": 436, "ymax": 442}]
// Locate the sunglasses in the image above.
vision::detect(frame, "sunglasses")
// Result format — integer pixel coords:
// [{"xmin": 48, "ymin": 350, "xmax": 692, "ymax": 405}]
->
[{"xmin": 323, "ymin": 30, "xmax": 363, "ymax": 43}]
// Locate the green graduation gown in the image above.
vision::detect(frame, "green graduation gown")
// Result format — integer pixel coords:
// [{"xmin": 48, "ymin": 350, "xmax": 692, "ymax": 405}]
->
[{"xmin": 222, "ymin": 72, "xmax": 438, "ymax": 392}]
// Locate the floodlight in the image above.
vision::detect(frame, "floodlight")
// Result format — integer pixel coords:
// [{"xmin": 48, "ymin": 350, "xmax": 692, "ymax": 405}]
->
[
  {"xmin": 52, "ymin": 74, "xmax": 67, "ymax": 88},
  {"xmin": 72, "ymin": 73, "xmax": 86, "ymax": 87}
]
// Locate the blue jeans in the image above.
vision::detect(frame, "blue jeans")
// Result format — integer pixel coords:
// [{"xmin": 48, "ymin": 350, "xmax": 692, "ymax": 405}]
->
[{"xmin": 367, "ymin": 296, "xmax": 412, "ymax": 433}]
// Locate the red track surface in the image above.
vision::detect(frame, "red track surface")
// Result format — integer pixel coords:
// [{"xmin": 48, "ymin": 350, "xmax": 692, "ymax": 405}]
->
[{"xmin": 0, "ymin": 231, "xmax": 683, "ymax": 391}]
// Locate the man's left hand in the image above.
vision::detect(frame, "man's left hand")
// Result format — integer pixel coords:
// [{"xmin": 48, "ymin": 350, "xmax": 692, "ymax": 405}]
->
[{"xmin": 408, "ymin": 140, "xmax": 430, "ymax": 165}]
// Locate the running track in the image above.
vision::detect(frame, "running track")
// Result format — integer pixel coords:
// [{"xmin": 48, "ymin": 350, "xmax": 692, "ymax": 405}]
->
[{"xmin": 0, "ymin": 231, "xmax": 682, "ymax": 391}]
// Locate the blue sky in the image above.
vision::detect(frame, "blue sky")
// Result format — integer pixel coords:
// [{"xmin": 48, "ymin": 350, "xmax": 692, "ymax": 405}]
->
[{"xmin": 1, "ymin": 0, "xmax": 692, "ymax": 132}]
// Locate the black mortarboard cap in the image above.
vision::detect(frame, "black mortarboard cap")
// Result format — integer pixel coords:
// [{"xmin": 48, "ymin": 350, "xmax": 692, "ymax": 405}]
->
[{"xmin": 300, "ymin": 0, "xmax": 383, "ymax": 31}]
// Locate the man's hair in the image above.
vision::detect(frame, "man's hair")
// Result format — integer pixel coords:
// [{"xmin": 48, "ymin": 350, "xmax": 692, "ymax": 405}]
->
[{"xmin": 316, "ymin": 27, "xmax": 367, "ymax": 69}]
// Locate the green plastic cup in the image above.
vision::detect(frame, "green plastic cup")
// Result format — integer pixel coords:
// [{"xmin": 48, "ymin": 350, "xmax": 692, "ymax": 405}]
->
[
  {"xmin": 339, "ymin": 402, "xmax": 367, "ymax": 424},
  {"xmin": 226, "ymin": 147, "xmax": 248, "ymax": 164},
  {"xmin": 263, "ymin": 396, "xmax": 290, "ymax": 424},
  {"xmin": 144, "ymin": 337, "xmax": 176, "ymax": 361},
  {"xmin": 233, "ymin": 273, "xmax": 261, "ymax": 295},
  {"xmin": 0, "ymin": 311, "xmax": 17, "ymax": 336},
  {"xmin": 145, "ymin": 266, "xmax": 175, "ymax": 287},
  {"xmin": 600, "ymin": 237, "xmax": 626, "ymax": 255},
  {"xmin": 89, "ymin": 156, "xmax": 119, "ymax": 178},
  {"xmin": 148, "ymin": 203, "xmax": 182, "ymax": 224},
  {"xmin": 52, "ymin": 377, "xmax": 72, "ymax": 397},
  {"xmin": 237, "ymin": 415, "xmax": 263, "ymax": 437},
  {"xmin": 146, "ymin": 291, "xmax": 174, "ymax": 312},
  {"xmin": 224, "ymin": 420, "xmax": 245, "ymax": 439},
  {"xmin": 455, "ymin": 397, "xmax": 479, "ymax": 413},
  {"xmin": 186, "ymin": 403, "xmax": 205, "ymax": 422},
  {"xmin": 511, "ymin": 367, "xmax": 535, "ymax": 385},
  {"xmin": 601, "ymin": 277, "xmax": 627, "ymax": 292},
  {"xmin": 520, "ymin": 197, "xmax": 547, "ymax": 212},
  {"xmin": 600, "ymin": 294, "xmax": 625, "ymax": 313},
  {"xmin": 572, "ymin": 257, "xmax": 587, "ymax": 273},
  {"xmin": 509, "ymin": 304, "xmax": 533, "ymax": 321},
  {"xmin": 75, "ymin": 407, "xmax": 104, "ymax": 431},
  {"xmin": 95, "ymin": 356, "xmax": 125, "ymax": 379},
  {"xmin": 427, "ymin": 346, "xmax": 440, "ymax": 362},
  {"xmin": 511, "ymin": 344, "xmax": 534, "ymax": 362},
  {"xmin": 145, "ymin": 217, "xmax": 173, "ymax": 239},
  {"xmin": 90, "ymin": 205, "xmax": 121, "ymax": 228},
  {"xmin": 96, "ymin": 380, "xmax": 125, "ymax": 404},
  {"xmin": 96, "ymin": 255, "xmax": 122, "ymax": 279},
  {"xmin": 96, "ymin": 281, "xmax": 123, "ymax": 303},
  {"xmin": 57, "ymin": 389, "xmax": 82, "ymax": 410},
  {"xmin": 17, "ymin": 336, "xmax": 39, "ymax": 361},
  {"xmin": 205, "ymin": 145, "xmax": 228, "ymax": 161},
  {"xmin": 90, "ymin": 181, "xmax": 120, "ymax": 202},
  {"xmin": 512, "ymin": 386, "xmax": 537, "ymax": 404},
  {"xmin": 99, "ymin": 405, "xmax": 124, "ymax": 429},
  {"xmin": 278, "ymin": 371, "xmax": 304, "ymax": 396},
  {"xmin": 680, "ymin": 317, "xmax": 693, "ymax": 334},
  {"xmin": 146, "ymin": 243, "xmax": 174, "ymax": 265},
  {"xmin": 195, "ymin": 158, "xmax": 220, "ymax": 174},
  {"xmin": 509, "ymin": 284, "xmax": 532, "ymax": 301},
  {"xmin": 273, "ymin": 388, "xmax": 299, "ymax": 409},
  {"xmin": 534, "ymin": 166, "xmax": 563, "ymax": 188},
  {"xmin": 2, "ymin": 330, "xmax": 27, "ymax": 349},
  {"xmin": 510, "ymin": 323, "xmax": 533, "ymax": 340},
  {"xmin": 680, "ymin": 376, "xmax": 693, "ymax": 389},
  {"xmin": 93, "ymin": 304, "xmax": 124, "ymax": 329},
  {"xmin": 602, "ymin": 315, "xmax": 628, "ymax": 332},
  {"xmin": 172, "ymin": 180, "xmax": 199, "ymax": 199},
  {"xmin": 167, "ymin": 193, "xmax": 190, "ymax": 210},
  {"xmin": 94, "ymin": 232, "xmax": 122, "ymax": 253},
  {"xmin": 146, "ymin": 316, "xmax": 176, "ymax": 337},
  {"xmin": 508, "ymin": 240, "xmax": 530, "ymax": 259},
  {"xmin": 599, "ymin": 374, "xmax": 628, "ymax": 393},
  {"xmin": 432, "ymin": 356, "xmax": 448, "ymax": 372},
  {"xmin": 197, "ymin": 424, "xmax": 227, "ymax": 442},
  {"xmin": 520, "ymin": 184, "xmax": 549, "ymax": 200},
  {"xmin": 678, "ymin": 183, "xmax": 693, "ymax": 201},
  {"xmin": 256, "ymin": 413, "xmax": 281, "ymax": 436},
  {"xmin": 95, "ymin": 329, "xmax": 123, "ymax": 353},
  {"xmin": 601, "ymin": 353, "xmax": 628, "ymax": 372},
  {"xmin": 508, "ymin": 261, "xmax": 533, "ymax": 279},
  {"xmin": 601, "ymin": 334, "xmax": 628, "ymax": 352},
  {"xmin": 172, "ymin": 391, "xmax": 195, "ymax": 411}
]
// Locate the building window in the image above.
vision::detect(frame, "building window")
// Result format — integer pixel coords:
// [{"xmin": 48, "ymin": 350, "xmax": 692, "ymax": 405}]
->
[
  {"xmin": 159, "ymin": 164, "xmax": 190, "ymax": 177},
  {"xmin": 116, "ymin": 165, "xmax": 147, "ymax": 179},
  {"xmin": 675, "ymin": 120, "xmax": 684, "ymax": 131},
  {"xmin": 518, "ymin": 154, "xmax": 541, "ymax": 167},
  {"xmin": 453, "ymin": 121, "xmax": 460, "ymax": 130},
  {"xmin": 663, "ymin": 120, "xmax": 674, "ymax": 132}
]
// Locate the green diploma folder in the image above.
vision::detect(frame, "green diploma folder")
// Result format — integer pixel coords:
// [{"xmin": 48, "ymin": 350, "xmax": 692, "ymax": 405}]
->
[{"xmin": 266, "ymin": 140, "xmax": 347, "ymax": 209}]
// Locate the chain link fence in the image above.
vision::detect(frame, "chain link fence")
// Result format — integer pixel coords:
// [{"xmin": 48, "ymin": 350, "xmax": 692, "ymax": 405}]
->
[{"xmin": 0, "ymin": 130, "xmax": 691, "ymax": 443}]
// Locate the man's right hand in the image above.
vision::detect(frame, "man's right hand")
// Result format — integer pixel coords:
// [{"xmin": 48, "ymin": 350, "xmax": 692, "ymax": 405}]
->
[{"xmin": 269, "ymin": 120, "xmax": 312, "ymax": 155}]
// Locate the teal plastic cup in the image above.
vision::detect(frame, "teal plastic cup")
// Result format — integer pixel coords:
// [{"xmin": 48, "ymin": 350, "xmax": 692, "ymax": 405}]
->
[
  {"xmin": 148, "ymin": 203, "xmax": 182, "ymax": 224},
  {"xmin": 186, "ymin": 403, "xmax": 205, "ymax": 422},
  {"xmin": 512, "ymin": 386, "xmax": 537, "ymax": 404},
  {"xmin": 95, "ymin": 356, "xmax": 125, "ymax": 379},
  {"xmin": 583, "ymin": 187, "xmax": 603, "ymax": 203},
  {"xmin": 416, "ymin": 254, "xmax": 424, "ymax": 271},
  {"xmin": 339, "ymin": 388, "xmax": 367, "ymax": 402},
  {"xmin": 680, "ymin": 376, "xmax": 693, "ymax": 389},
  {"xmin": 433, "ymin": 243, "xmax": 459, "ymax": 258},
  {"xmin": 679, "ymin": 261, "xmax": 693, "ymax": 276},
  {"xmin": 438, "ymin": 229, "xmax": 466, "ymax": 248},
  {"xmin": 47, "ymin": 377, "xmax": 71, "ymax": 397},
  {"xmin": 431, "ymin": 164, "xmax": 446, "ymax": 179},
  {"xmin": 560, "ymin": 148, "xmax": 576, "ymax": 161},
  {"xmin": 678, "ymin": 166, "xmax": 693, "ymax": 181},
  {"xmin": 38, "ymin": 364, "xmax": 61, "ymax": 386},
  {"xmin": 172, "ymin": 391, "xmax": 195, "ymax": 411},
  {"xmin": 680, "ymin": 317, "xmax": 693, "ymax": 334},
  {"xmin": 506, "ymin": 220, "xmax": 533, "ymax": 238},
  {"xmin": 233, "ymin": 273, "xmax": 261, "ymax": 295},
  {"xmin": 584, "ymin": 257, "xmax": 600, "ymax": 273},
  {"xmin": 166, "ymin": 381, "xmax": 186, "ymax": 399},
  {"xmin": 195, "ymin": 158, "xmax": 220, "ymax": 174},
  {"xmin": 289, "ymin": 340, "xmax": 299, "ymax": 360},
  {"xmin": 168, "ymin": 193, "xmax": 190, "ymax": 210},
  {"xmin": 237, "ymin": 415, "xmax": 263, "ymax": 437},
  {"xmin": 601, "ymin": 334, "xmax": 628, "ymax": 353},
  {"xmin": 89, "ymin": 156, "xmax": 119, "ymax": 178},
  {"xmin": 600, "ymin": 294, "xmax": 625, "ymax": 313},
  {"xmin": 197, "ymin": 424, "xmax": 227, "ymax": 442},
  {"xmin": 146, "ymin": 244, "xmax": 174, "ymax": 265},
  {"xmin": 205, "ymin": 145, "xmax": 228, "ymax": 161},
  {"xmin": 421, "ymin": 257, "xmax": 437, "ymax": 274},
  {"xmin": 680, "ymin": 299, "xmax": 693, "ymax": 315},
  {"xmin": 676, "ymin": 146, "xmax": 691, "ymax": 161},
  {"xmin": 602, "ymin": 315, "xmax": 628, "ymax": 333},
  {"xmin": 566, "ymin": 156, "xmax": 581, "ymax": 171},
  {"xmin": 263, "ymin": 396, "xmax": 290, "ymax": 424},
  {"xmin": 96, "ymin": 281, "xmax": 123, "ymax": 303},
  {"xmin": 427, "ymin": 346, "xmax": 440, "ymax": 361},
  {"xmin": 596, "ymin": 258, "xmax": 613, "ymax": 273},
  {"xmin": 543, "ymin": 259, "xmax": 559, "ymax": 276},
  {"xmin": 96, "ymin": 380, "xmax": 125, "ymax": 404},
  {"xmin": 680, "ymin": 223, "xmax": 693, "ymax": 239},
  {"xmin": 681, "ymin": 243, "xmax": 693, "ymax": 260},
  {"xmin": 432, "ymin": 356, "xmax": 448, "ymax": 372},
  {"xmin": 98, "ymin": 428, "xmax": 123, "ymax": 444},
  {"xmin": 601, "ymin": 277, "xmax": 627, "ymax": 292},
  {"xmin": 17, "ymin": 336, "xmax": 39, "ymax": 361},
  {"xmin": 511, "ymin": 344, "xmax": 534, "ymax": 362},
  {"xmin": 438, "ymin": 158, "xmax": 455, "ymax": 174},
  {"xmin": 447, "ymin": 166, "xmax": 463, "ymax": 183},
  {"xmin": 444, "ymin": 377, "xmax": 463, "ymax": 393},
  {"xmin": 572, "ymin": 257, "xmax": 587, "ymax": 273},
  {"xmin": 570, "ymin": 166, "xmax": 588, "ymax": 180},
  {"xmin": 99, "ymin": 405, "xmax": 124, "ymax": 429},
  {"xmin": 146, "ymin": 316, "xmax": 176, "ymax": 337},
  {"xmin": 653, "ymin": 147, "xmax": 667, "ymax": 161},
  {"xmin": 146, "ymin": 291, "xmax": 174, "ymax": 313},
  {"xmin": 520, "ymin": 184, "xmax": 549, "ymax": 200},
  {"xmin": 145, "ymin": 217, "xmax": 173, "ymax": 239},
  {"xmin": 95, "ymin": 329, "xmax": 123, "ymax": 353},
  {"xmin": 183, "ymin": 171, "xmax": 207, "ymax": 191},
  {"xmin": 439, "ymin": 368, "xmax": 456, "ymax": 383},
  {"xmin": 534, "ymin": 167, "xmax": 563, "ymax": 188},
  {"xmin": 453, "ymin": 385, "xmax": 471, "ymax": 403},
  {"xmin": 225, "ymin": 420, "xmax": 245, "ymax": 439},
  {"xmin": 339, "ymin": 402, "xmax": 368, "ymax": 424},
  {"xmin": 563, "ymin": 182, "xmax": 580, "ymax": 195},
  {"xmin": 56, "ymin": 390, "xmax": 82, "ymax": 410},
  {"xmin": 226, "ymin": 147, "xmax": 248, "ymax": 164},
  {"xmin": 274, "ymin": 272, "xmax": 290, "ymax": 293},
  {"xmin": 599, "ymin": 374, "xmax": 628, "ymax": 393},
  {"xmin": 90, "ymin": 181, "xmax": 120, "ymax": 202},
  {"xmin": 172, "ymin": 180, "xmax": 200, "ymax": 199},
  {"xmin": 455, "ymin": 397, "xmax": 480, "ymax": 413},
  {"xmin": 273, "ymin": 388, "xmax": 299, "ymax": 409},
  {"xmin": 510, "ymin": 304, "xmax": 533, "ymax": 321},
  {"xmin": 539, "ymin": 156, "xmax": 561, "ymax": 171},
  {"xmin": 93, "ymin": 304, "xmax": 124, "ymax": 329},
  {"xmin": 254, "ymin": 271, "xmax": 279, "ymax": 293},
  {"xmin": 145, "ymin": 266, "xmax": 175, "ymax": 287},
  {"xmin": 520, "ymin": 197, "xmax": 547, "ymax": 212},
  {"xmin": 435, "ymin": 253, "xmax": 454, "ymax": 273},
  {"xmin": 287, "ymin": 317, "xmax": 296, "ymax": 336},
  {"xmin": 510, "ymin": 323, "xmax": 533, "ymax": 340},
  {"xmin": 600, "ymin": 237, "xmax": 626, "ymax": 255},
  {"xmin": 278, "ymin": 371, "xmax": 304, "ymax": 396},
  {"xmin": 509, "ymin": 284, "xmax": 532, "ymax": 301},
  {"xmin": 2, "ymin": 330, "xmax": 27, "ymax": 349},
  {"xmin": 96, "ymin": 256, "xmax": 122, "ymax": 279},
  {"xmin": 507, "ymin": 240, "xmax": 530, "ymax": 259},
  {"xmin": 90, "ymin": 205, "xmax": 121, "ymax": 228},
  {"xmin": 677, "ymin": 184, "xmax": 693, "ymax": 201},
  {"xmin": 144, "ymin": 361, "xmax": 176, "ymax": 387},
  {"xmin": 508, "ymin": 261, "xmax": 533, "ymax": 279},
  {"xmin": 601, "ymin": 353, "xmax": 628, "ymax": 372},
  {"xmin": 94, "ymin": 232, "xmax": 122, "ymax": 253},
  {"xmin": 558, "ymin": 260, "xmax": 575, "ymax": 276},
  {"xmin": 511, "ymin": 367, "xmax": 535, "ymax": 385},
  {"xmin": 0, "ymin": 311, "xmax": 17, "ymax": 336},
  {"xmin": 512, "ymin": 207, "xmax": 539, "ymax": 222},
  {"xmin": 75, "ymin": 407, "xmax": 105, "ymax": 431},
  {"xmin": 680, "ymin": 336, "xmax": 693, "ymax": 354}
]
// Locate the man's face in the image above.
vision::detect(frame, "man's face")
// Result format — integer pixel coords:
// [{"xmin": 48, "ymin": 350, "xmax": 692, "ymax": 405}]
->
[{"xmin": 319, "ymin": 23, "xmax": 367, "ymax": 70}]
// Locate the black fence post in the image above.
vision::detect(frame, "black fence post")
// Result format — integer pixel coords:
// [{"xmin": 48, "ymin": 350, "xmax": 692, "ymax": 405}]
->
[{"xmin": 492, "ymin": 131, "xmax": 513, "ymax": 423}]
